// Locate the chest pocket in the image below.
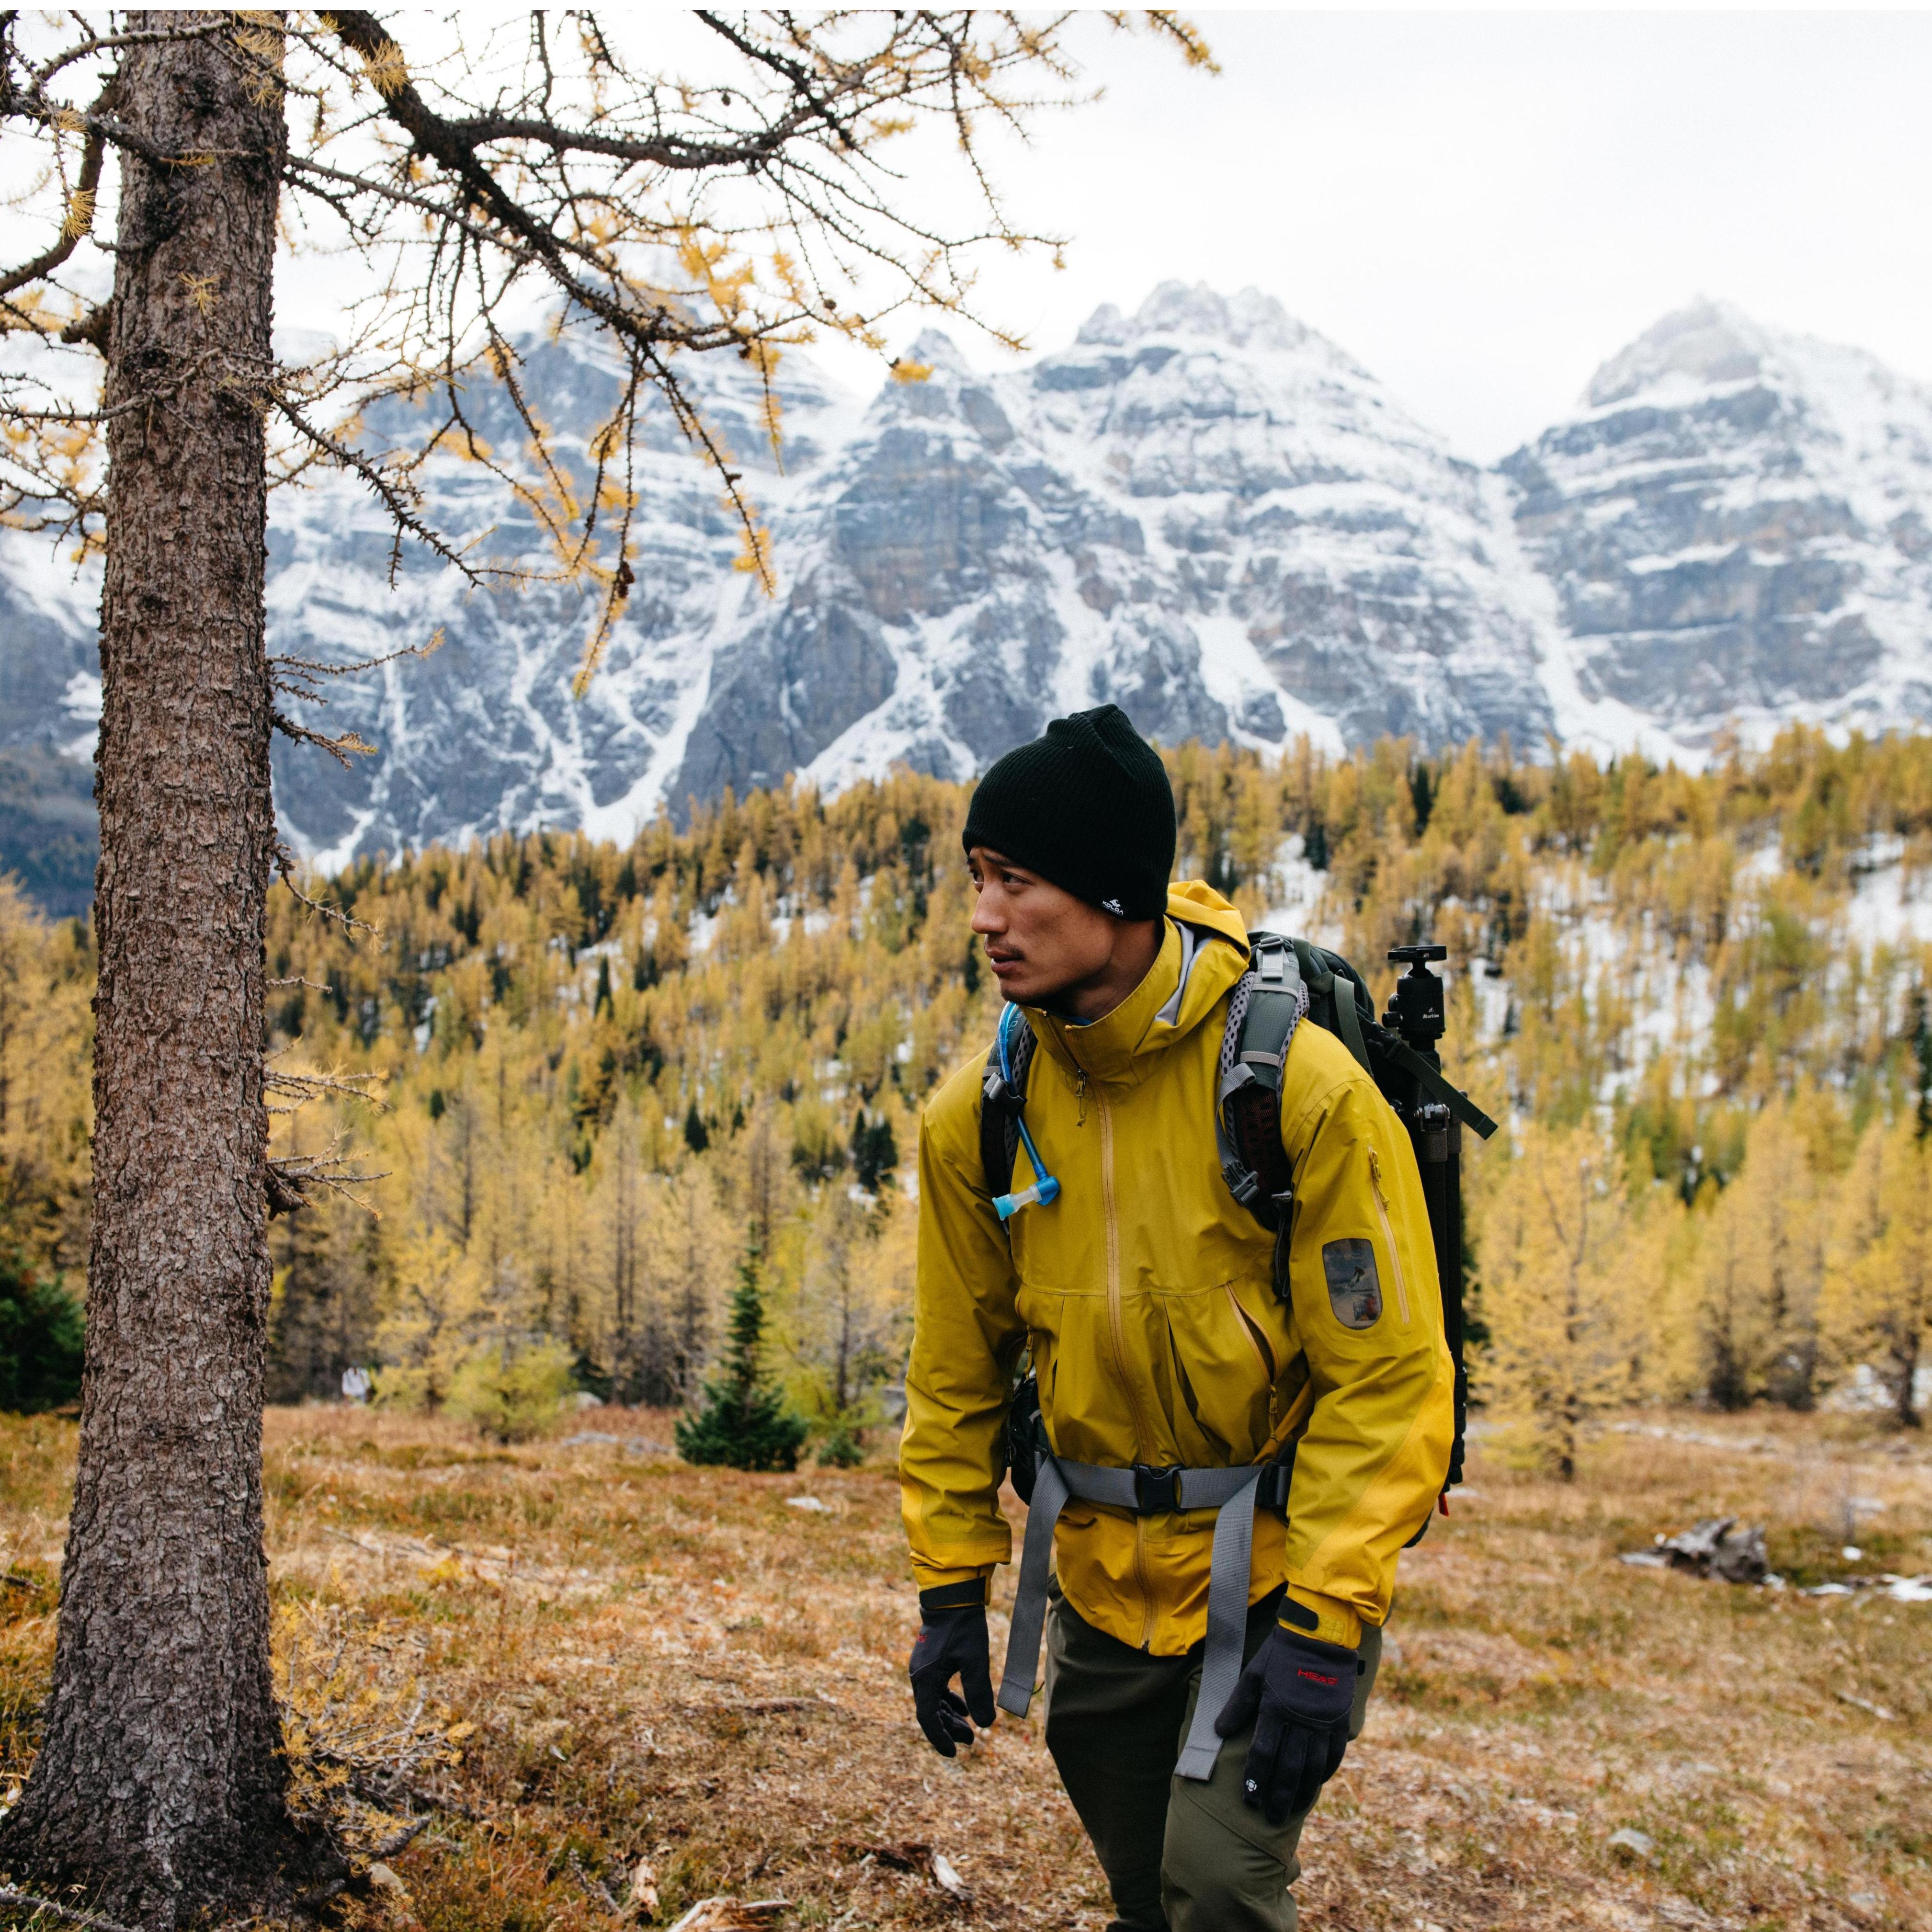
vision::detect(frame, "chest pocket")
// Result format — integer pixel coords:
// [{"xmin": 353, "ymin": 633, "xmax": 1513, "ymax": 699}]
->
[{"xmin": 1153, "ymin": 1277, "xmax": 1281, "ymax": 1465}]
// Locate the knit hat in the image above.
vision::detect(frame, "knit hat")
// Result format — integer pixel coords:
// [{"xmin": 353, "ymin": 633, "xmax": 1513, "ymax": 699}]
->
[{"xmin": 961, "ymin": 705, "xmax": 1176, "ymax": 920}]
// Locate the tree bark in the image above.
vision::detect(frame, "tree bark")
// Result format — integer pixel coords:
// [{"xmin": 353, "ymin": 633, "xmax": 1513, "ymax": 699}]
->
[{"xmin": 0, "ymin": 14, "xmax": 344, "ymax": 1922}]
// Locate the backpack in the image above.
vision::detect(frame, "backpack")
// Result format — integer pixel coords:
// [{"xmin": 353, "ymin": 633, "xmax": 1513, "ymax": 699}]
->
[{"xmin": 980, "ymin": 931, "xmax": 1496, "ymax": 1509}]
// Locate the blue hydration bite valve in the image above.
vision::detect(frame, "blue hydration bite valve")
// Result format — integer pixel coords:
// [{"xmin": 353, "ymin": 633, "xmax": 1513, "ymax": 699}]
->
[
  {"xmin": 994, "ymin": 1126, "xmax": 1061, "ymax": 1221},
  {"xmin": 995, "ymin": 1182, "xmax": 1054, "ymax": 1220}
]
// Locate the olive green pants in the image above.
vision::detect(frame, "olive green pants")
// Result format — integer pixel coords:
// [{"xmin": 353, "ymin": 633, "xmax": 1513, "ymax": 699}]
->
[{"xmin": 1042, "ymin": 1584, "xmax": 1381, "ymax": 1932}]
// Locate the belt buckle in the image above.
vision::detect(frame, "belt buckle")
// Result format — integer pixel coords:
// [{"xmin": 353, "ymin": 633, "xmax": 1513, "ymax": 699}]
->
[{"xmin": 1133, "ymin": 1463, "xmax": 1183, "ymax": 1513}]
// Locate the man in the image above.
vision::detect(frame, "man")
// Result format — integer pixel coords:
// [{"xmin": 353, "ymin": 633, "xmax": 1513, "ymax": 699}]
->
[{"xmin": 899, "ymin": 705, "xmax": 1451, "ymax": 1932}]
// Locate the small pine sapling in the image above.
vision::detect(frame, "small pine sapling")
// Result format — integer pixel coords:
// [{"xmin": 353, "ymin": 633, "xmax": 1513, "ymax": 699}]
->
[
  {"xmin": 675, "ymin": 1234, "xmax": 807, "ymax": 1472},
  {"xmin": 816, "ymin": 1417, "xmax": 867, "ymax": 1468}
]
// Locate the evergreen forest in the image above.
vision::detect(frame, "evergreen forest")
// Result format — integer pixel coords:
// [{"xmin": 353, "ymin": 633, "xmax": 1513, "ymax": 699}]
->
[{"xmin": 6, "ymin": 725, "xmax": 1932, "ymax": 1458}]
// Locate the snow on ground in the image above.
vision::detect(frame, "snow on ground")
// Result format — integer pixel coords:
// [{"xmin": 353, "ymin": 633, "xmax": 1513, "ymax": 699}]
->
[
  {"xmin": 1258, "ymin": 834, "xmax": 1343, "ymax": 950},
  {"xmin": 1846, "ymin": 838, "xmax": 1932, "ymax": 948},
  {"xmin": 1388, "ymin": 831, "xmax": 1932, "ymax": 1115}
]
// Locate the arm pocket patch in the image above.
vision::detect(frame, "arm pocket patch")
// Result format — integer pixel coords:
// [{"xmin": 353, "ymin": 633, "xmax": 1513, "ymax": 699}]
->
[{"xmin": 1322, "ymin": 1238, "xmax": 1383, "ymax": 1330}]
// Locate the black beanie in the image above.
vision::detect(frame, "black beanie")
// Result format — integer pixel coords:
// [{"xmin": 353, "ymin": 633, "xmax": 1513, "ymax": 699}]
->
[{"xmin": 961, "ymin": 705, "xmax": 1176, "ymax": 920}]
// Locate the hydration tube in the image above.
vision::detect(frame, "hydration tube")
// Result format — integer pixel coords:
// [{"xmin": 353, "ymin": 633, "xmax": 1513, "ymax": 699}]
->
[{"xmin": 991, "ymin": 1004, "xmax": 1062, "ymax": 1221}]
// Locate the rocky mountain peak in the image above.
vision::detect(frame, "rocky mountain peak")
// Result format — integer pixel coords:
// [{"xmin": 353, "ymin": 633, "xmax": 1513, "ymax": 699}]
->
[
  {"xmin": 1584, "ymin": 297, "xmax": 1772, "ymax": 408},
  {"xmin": 1078, "ymin": 281, "xmax": 1339, "ymax": 361},
  {"xmin": 1569, "ymin": 299, "xmax": 1932, "ymax": 484},
  {"xmin": 1132, "ymin": 280, "xmax": 1257, "ymax": 341},
  {"xmin": 1510, "ymin": 302, "xmax": 1932, "ymax": 749},
  {"xmin": 1073, "ymin": 302, "xmax": 1129, "ymax": 346},
  {"xmin": 901, "ymin": 327, "xmax": 970, "ymax": 375}
]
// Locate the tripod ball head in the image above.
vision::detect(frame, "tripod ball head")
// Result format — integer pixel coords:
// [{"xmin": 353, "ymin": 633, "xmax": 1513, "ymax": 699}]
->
[{"xmin": 1384, "ymin": 942, "xmax": 1447, "ymax": 1048}]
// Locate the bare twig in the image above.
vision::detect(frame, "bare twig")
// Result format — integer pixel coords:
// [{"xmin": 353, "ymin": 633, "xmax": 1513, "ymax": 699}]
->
[
  {"xmin": 271, "ymin": 627, "xmax": 444, "ymax": 705},
  {"xmin": 275, "ymin": 844, "xmax": 378, "ymax": 937},
  {"xmin": 267, "ymin": 392, "xmax": 491, "ymax": 588},
  {"xmin": 567, "ymin": 1851, "xmax": 626, "ymax": 1914},
  {"xmin": 0, "ymin": 125, "xmax": 105, "ymax": 301},
  {"xmin": 265, "ymin": 1147, "xmax": 390, "ymax": 1218}
]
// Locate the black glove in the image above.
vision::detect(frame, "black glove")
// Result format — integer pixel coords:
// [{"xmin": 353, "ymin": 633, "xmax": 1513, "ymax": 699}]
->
[
  {"xmin": 908, "ymin": 1583, "xmax": 996, "ymax": 1757},
  {"xmin": 1213, "ymin": 1622, "xmax": 1359, "ymax": 1824}
]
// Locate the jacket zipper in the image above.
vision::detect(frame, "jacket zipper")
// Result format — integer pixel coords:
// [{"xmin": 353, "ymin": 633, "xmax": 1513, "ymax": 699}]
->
[
  {"xmin": 1098, "ymin": 1087, "xmax": 1158, "ymax": 1648},
  {"xmin": 1131, "ymin": 1517, "xmax": 1152, "ymax": 1649},
  {"xmin": 1367, "ymin": 1148, "xmax": 1412, "ymax": 1325},
  {"xmin": 1226, "ymin": 1284, "xmax": 1276, "ymax": 1382}
]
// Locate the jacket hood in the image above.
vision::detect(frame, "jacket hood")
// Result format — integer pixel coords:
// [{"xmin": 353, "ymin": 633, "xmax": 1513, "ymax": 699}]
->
[
  {"xmin": 1166, "ymin": 878, "xmax": 1252, "ymax": 951},
  {"xmin": 1023, "ymin": 881, "xmax": 1250, "ymax": 1090}
]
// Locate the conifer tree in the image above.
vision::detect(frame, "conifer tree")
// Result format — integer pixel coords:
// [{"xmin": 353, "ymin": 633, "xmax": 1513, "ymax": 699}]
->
[
  {"xmin": 1824, "ymin": 1116, "xmax": 1932, "ymax": 1428},
  {"xmin": 676, "ymin": 1233, "xmax": 807, "ymax": 1473},
  {"xmin": 0, "ymin": 1248, "xmax": 83, "ymax": 1413},
  {"xmin": 1474, "ymin": 1125, "xmax": 1665, "ymax": 1479},
  {"xmin": 1689, "ymin": 1100, "xmax": 1824, "ymax": 1410},
  {"xmin": 851, "ymin": 1108, "xmax": 900, "ymax": 1193},
  {"xmin": 0, "ymin": 13, "xmax": 1200, "ymax": 1911},
  {"xmin": 1915, "ymin": 991, "xmax": 1932, "ymax": 1141}
]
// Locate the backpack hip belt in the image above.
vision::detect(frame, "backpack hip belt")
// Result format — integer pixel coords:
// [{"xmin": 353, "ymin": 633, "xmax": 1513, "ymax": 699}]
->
[{"xmin": 997, "ymin": 1453, "xmax": 1294, "ymax": 1782}]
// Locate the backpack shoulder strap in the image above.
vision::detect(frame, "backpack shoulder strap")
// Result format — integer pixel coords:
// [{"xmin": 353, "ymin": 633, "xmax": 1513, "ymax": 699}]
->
[
  {"xmin": 979, "ymin": 1004, "xmax": 1035, "ymax": 1204},
  {"xmin": 1215, "ymin": 934, "xmax": 1307, "ymax": 1232}
]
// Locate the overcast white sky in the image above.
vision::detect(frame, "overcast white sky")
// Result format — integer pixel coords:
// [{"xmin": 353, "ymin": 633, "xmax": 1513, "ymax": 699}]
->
[
  {"xmin": 14, "ymin": 9, "xmax": 1924, "ymax": 468},
  {"xmin": 825, "ymin": 8, "xmax": 1932, "ymax": 462}
]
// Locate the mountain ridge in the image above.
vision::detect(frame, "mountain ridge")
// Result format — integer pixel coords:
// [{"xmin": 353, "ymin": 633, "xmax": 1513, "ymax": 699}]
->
[
  {"xmin": 2, "ymin": 285, "xmax": 1931, "ymax": 903},
  {"xmin": 1507, "ymin": 295, "xmax": 1932, "ymax": 746}
]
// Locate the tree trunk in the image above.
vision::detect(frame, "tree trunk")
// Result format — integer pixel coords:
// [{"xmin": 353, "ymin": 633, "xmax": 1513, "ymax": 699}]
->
[{"xmin": 0, "ymin": 14, "xmax": 344, "ymax": 1922}]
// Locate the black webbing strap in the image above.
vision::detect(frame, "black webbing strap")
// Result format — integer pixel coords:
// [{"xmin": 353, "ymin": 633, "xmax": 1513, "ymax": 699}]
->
[
  {"xmin": 1381, "ymin": 1035, "xmax": 1499, "ymax": 1140},
  {"xmin": 1215, "ymin": 944, "xmax": 1307, "ymax": 1226}
]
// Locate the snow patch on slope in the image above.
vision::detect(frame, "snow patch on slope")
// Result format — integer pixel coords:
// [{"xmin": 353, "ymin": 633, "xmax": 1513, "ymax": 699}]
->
[{"xmin": 10, "ymin": 290, "xmax": 1932, "ymax": 865}]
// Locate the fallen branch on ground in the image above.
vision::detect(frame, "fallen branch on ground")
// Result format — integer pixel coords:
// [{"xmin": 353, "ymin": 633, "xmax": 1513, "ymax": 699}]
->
[{"xmin": 0, "ymin": 1887, "xmax": 142, "ymax": 1932}]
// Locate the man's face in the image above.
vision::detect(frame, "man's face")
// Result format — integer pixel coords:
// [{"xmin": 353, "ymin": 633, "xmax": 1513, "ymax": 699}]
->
[{"xmin": 967, "ymin": 847, "xmax": 1120, "ymax": 1006}]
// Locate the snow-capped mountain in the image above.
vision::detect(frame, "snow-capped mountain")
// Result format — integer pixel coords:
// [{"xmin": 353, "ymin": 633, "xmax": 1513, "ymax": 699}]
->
[
  {"xmin": 674, "ymin": 282, "xmax": 1568, "ymax": 817},
  {"xmin": 1504, "ymin": 298, "xmax": 1932, "ymax": 744},
  {"xmin": 260, "ymin": 329, "xmax": 861, "ymax": 864},
  {"xmin": 3, "ymin": 286, "xmax": 1932, "ymax": 896}
]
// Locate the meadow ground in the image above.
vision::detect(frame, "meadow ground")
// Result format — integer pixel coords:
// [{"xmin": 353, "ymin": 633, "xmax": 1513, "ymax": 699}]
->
[{"xmin": 0, "ymin": 1406, "xmax": 1927, "ymax": 1932}]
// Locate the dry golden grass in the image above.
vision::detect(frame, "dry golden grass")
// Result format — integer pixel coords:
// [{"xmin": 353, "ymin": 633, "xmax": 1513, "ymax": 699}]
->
[{"xmin": 0, "ymin": 1405, "xmax": 1927, "ymax": 1931}]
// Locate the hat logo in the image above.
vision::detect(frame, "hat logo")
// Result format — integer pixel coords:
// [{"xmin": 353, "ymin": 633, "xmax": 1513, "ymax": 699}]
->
[{"xmin": 1102, "ymin": 898, "xmax": 1125, "ymax": 916}]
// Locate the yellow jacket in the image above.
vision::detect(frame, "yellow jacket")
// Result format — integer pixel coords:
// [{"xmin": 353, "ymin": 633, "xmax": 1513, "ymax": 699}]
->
[{"xmin": 900, "ymin": 882, "xmax": 1452, "ymax": 1653}]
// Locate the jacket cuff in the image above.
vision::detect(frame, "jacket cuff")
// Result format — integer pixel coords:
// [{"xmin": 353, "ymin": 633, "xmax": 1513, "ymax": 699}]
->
[
  {"xmin": 1281, "ymin": 1583, "xmax": 1363, "ymax": 1650},
  {"xmin": 919, "ymin": 1578, "xmax": 988, "ymax": 1615},
  {"xmin": 911, "ymin": 1559, "xmax": 997, "ymax": 1595}
]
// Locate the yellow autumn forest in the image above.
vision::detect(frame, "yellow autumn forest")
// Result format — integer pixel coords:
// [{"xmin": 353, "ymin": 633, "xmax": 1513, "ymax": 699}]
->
[{"xmin": 3, "ymin": 725, "xmax": 1932, "ymax": 1462}]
